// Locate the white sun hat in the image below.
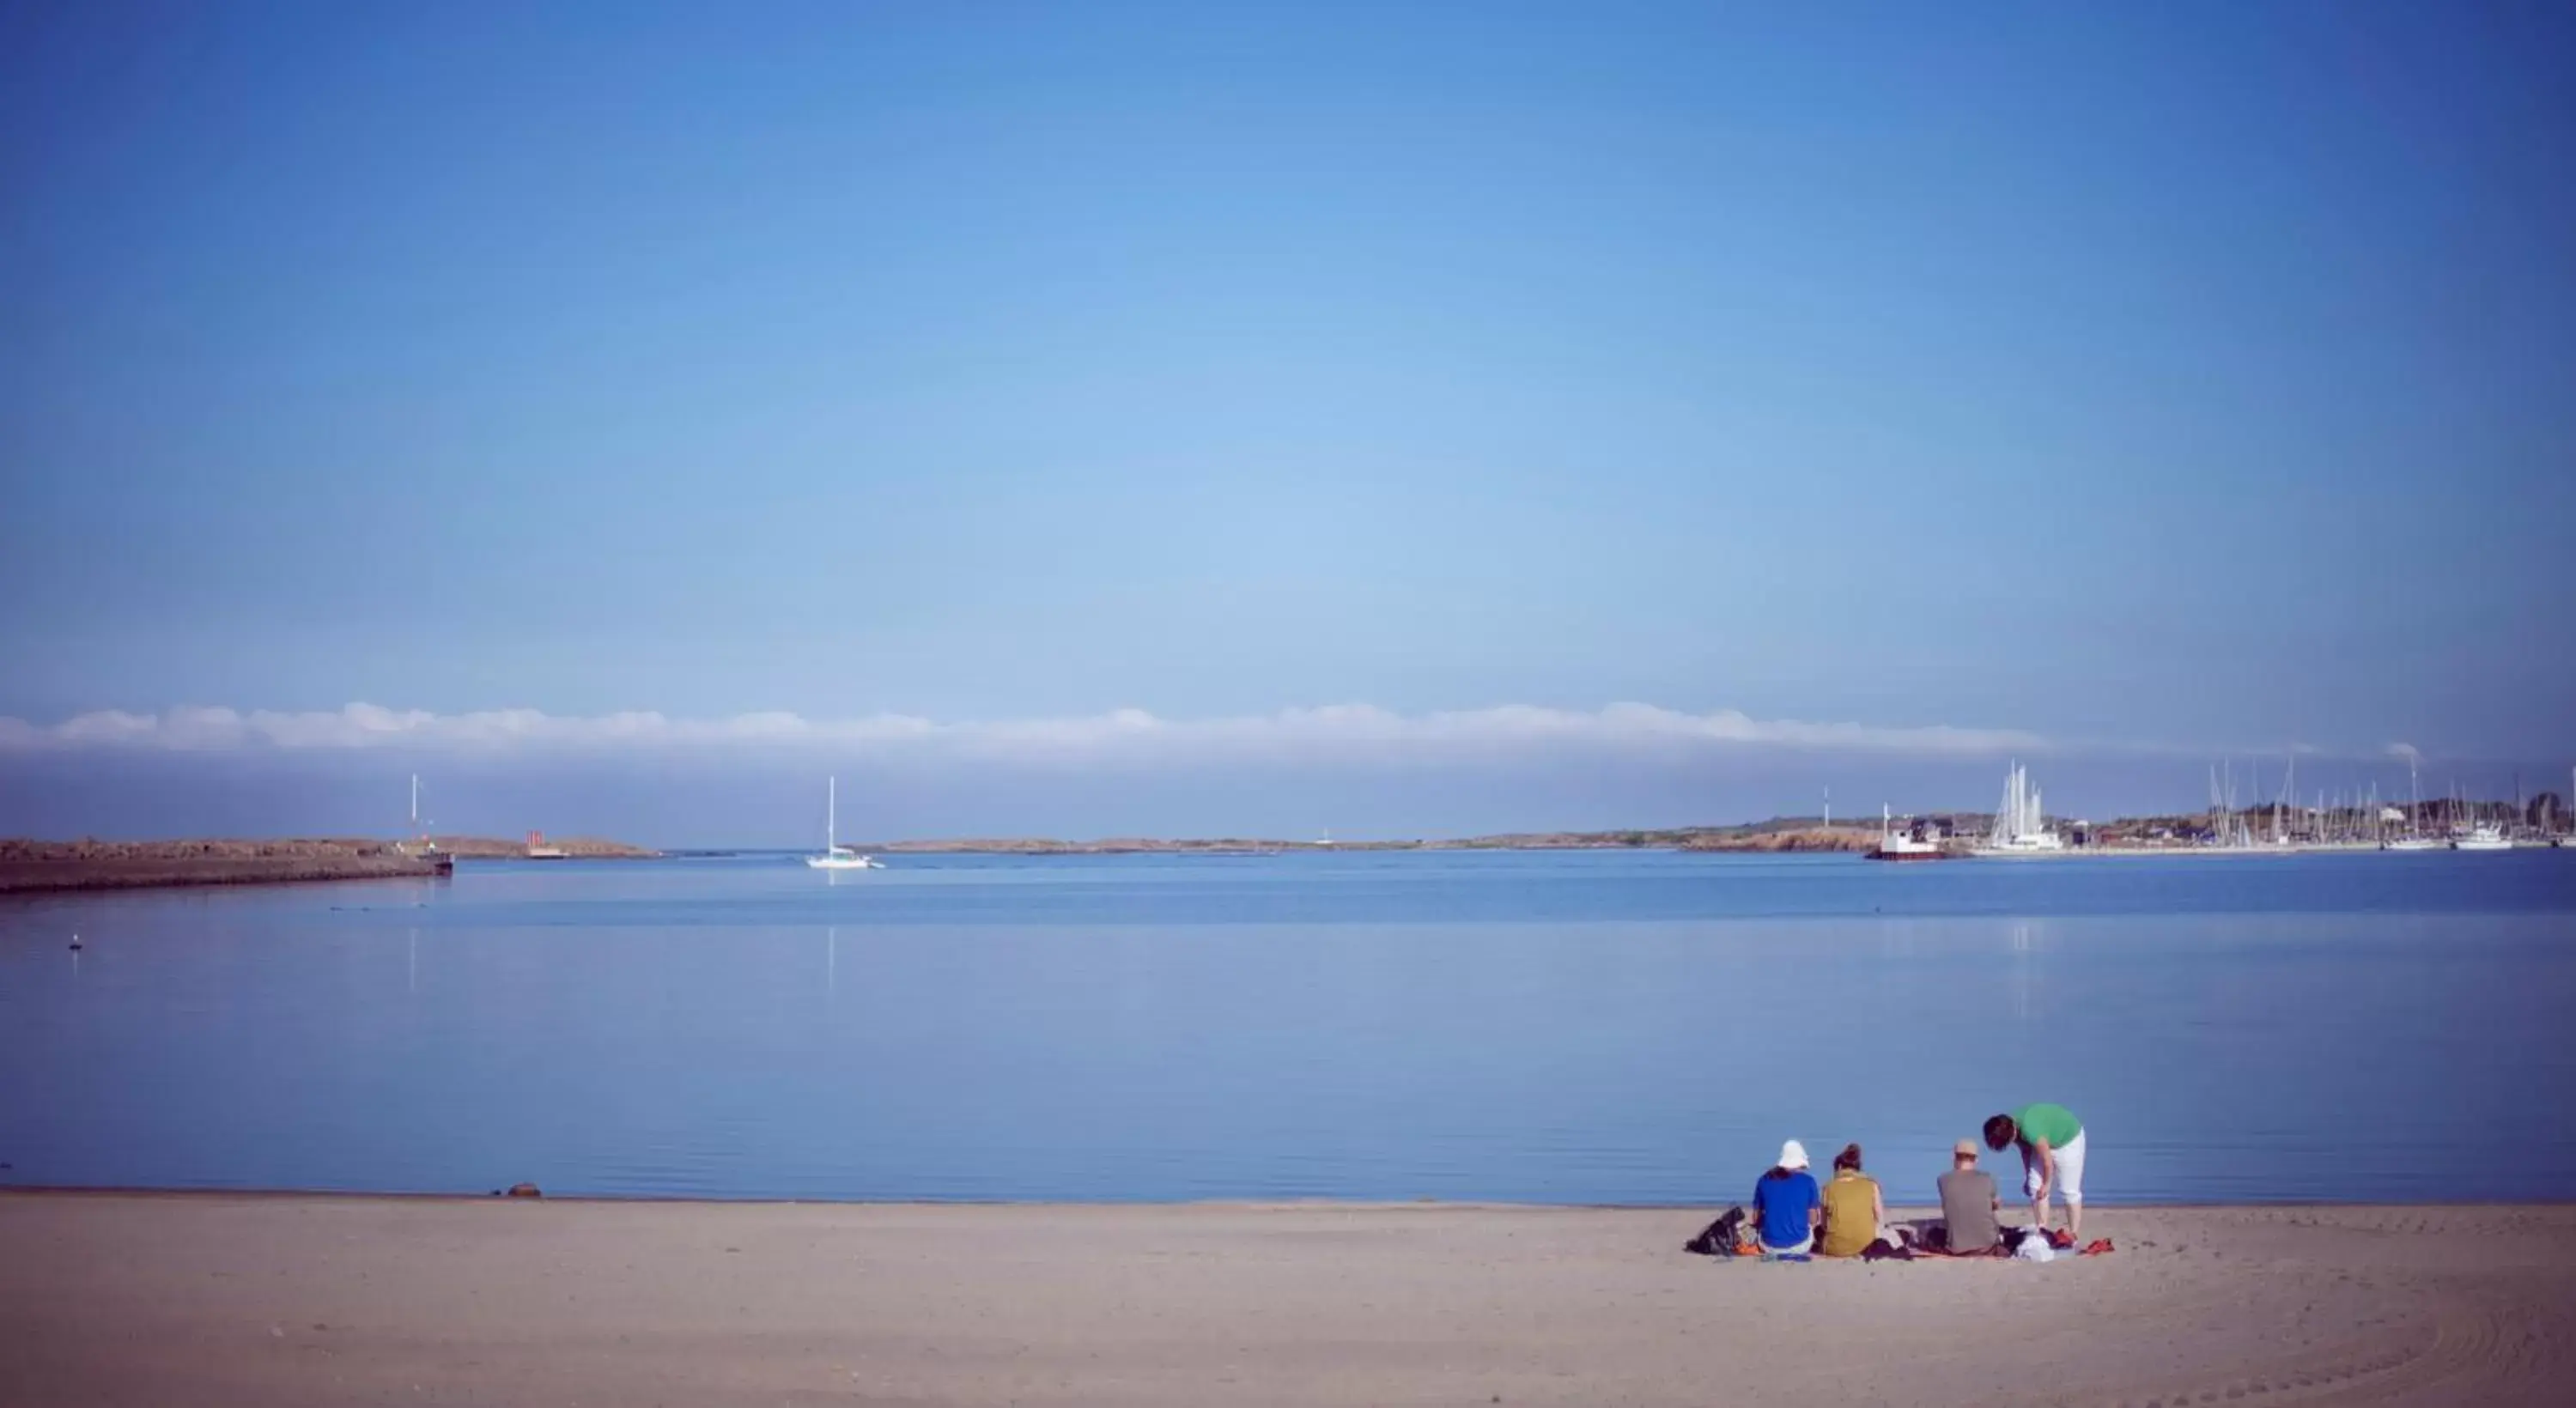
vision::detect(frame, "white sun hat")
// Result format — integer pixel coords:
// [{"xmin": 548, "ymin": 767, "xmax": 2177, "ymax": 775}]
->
[{"xmin": 1778, "ymin": 1139, "xmax": 1810, "ymax": 1170}]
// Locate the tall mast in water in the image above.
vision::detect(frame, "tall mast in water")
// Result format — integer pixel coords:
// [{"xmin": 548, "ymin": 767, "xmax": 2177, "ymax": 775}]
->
[{"xmin": 828, "ymin": 776, "xmax": 837, "ymax": 853}]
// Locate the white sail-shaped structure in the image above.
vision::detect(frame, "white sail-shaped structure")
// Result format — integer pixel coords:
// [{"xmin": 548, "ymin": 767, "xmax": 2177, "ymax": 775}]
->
[
  {"xmin": 806, "ymin": 776, "xmax": 883, "ymax": 871},
  {"xmin": 1984, "ymin": 762, "xmax": 2065, "ymax": 853}
]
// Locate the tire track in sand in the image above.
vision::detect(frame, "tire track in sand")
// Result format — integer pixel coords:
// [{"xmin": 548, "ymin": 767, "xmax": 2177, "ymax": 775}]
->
[{"xmin": 2086, "ymin": 1205, "xmax": 2574, "ymax": 1408}]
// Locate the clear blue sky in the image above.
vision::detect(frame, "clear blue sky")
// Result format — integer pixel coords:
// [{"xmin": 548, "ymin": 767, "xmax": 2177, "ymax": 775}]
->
[{"xmin": 3, "ymin": 2, "xmax": 2571, "ymax": 839}]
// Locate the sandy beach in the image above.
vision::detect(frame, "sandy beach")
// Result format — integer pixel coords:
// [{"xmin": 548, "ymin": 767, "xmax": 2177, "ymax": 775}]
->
[{"xmin": 3, "ymin": 1194, "xmax": 2568, "ymax": 1406}]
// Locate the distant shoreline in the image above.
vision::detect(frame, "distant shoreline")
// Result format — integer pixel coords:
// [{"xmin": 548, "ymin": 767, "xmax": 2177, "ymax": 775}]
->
[
  {"xmin": 7, "ymin": 826, "xmax": 2560, "ymax": 893},
  {"xmin": 848, "ymin": 829, "xmax": 2567, "ymax": 858},
  {"xmin": 0, "ymin": 835, "xmax": 658, "ymax": 895},
  {"xmin": 860, "ymin": 825, "xmax": 1885, "ymax": 856}
]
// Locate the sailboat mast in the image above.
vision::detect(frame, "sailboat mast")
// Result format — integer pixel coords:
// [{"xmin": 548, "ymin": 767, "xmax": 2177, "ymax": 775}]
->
[{"xmin": 828, "ymin": 776, "xmax": 837, "ymax": 852}]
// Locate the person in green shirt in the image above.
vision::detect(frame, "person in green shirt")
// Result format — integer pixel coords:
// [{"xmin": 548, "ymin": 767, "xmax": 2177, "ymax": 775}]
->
[{"xmin": 1984, "ymin": 1102, "xmax": 2087, "ymax": 1240}]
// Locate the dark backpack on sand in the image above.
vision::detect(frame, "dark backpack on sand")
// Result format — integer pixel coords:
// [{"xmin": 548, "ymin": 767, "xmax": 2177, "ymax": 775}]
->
[{"xmin": 1685, "ymin": 1206, "xmax": 1749, "ymax": 1257}]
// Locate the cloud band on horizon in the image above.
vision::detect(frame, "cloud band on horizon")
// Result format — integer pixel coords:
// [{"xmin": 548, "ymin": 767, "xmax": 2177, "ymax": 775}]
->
[{"xmin": 0, "ymin": 702, "xmax": 2051, "ymax": 762}]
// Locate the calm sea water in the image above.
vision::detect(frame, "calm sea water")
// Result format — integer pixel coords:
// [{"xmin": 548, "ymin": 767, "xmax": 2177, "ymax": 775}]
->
[{"xmin": 3, "ymin": 850, "xmax": 2573, "ymax": 1205}]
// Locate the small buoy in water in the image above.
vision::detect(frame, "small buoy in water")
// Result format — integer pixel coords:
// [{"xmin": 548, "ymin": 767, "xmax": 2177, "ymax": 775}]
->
[{"xmin": 68, "ymin": 933, "xmax": 82, "ymax": 951}]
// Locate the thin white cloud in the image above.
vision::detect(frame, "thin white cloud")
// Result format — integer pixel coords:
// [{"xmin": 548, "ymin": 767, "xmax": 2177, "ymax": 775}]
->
[{"xmin": 0, "ymin": 701, "xmax": 2047, "ymax": 762}]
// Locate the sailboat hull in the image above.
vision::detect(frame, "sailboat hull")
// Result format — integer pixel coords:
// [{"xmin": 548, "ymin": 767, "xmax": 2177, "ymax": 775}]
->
[{"xmin": 807, "ymin": 776, "xmax": 883, "ymax": 870}]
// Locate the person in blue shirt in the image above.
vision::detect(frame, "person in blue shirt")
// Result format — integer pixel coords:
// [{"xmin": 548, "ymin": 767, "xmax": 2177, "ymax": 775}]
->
[{"xmin": 1752, "ymin": 1139, "xmax": 1823, "ymax": 1256}]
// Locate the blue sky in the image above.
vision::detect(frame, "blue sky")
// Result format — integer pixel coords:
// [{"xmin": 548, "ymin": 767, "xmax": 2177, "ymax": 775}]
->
[{"xmin": 3, "ymin": 2, "xmax": 2572, "ymax": 841}]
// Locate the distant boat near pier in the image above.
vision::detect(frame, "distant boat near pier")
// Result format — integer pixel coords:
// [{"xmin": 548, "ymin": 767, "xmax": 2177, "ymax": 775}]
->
[{"xmin": 1868, "ymin": 804, "xmax": 1949, "ymax": 861}]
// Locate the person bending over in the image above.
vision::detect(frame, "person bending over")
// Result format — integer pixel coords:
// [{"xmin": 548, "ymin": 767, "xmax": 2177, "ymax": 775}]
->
[{"xmin": 1985, "ymin": 1102, "xmax": 2086, "ymax": 1240}]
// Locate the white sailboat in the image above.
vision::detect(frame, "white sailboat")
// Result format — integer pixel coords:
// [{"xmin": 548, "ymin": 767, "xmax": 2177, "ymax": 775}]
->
[
  {"xmin": 2445, "ymin": 775, "xmax": 2512, "ymax": 851},
  {"xmin": 2452, "ymin": 824, "xmax": 2512, "ymax": 852},
  {"xmin": 2383, "ymin": 756, "xmax": 2440, "ymax": 851},
  {"xmin": 805, "ymin": 777, "xmax": 882, "ymax": 871},
  {"xmin": 403, "ymin": 774, "xmax": 455, "ymax": 873},
  {"xmin": 1978, "ymin": 762, "xmax": 2065, "ymax": 854}
]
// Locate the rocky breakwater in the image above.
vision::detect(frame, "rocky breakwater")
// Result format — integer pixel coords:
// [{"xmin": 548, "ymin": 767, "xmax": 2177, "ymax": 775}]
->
[{"xmin": 0, "ymin": 837, "xmax": 471, "ymax": 895}]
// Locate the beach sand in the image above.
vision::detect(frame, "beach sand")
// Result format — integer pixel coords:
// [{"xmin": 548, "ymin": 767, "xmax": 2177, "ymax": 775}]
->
[{"xmin": 3, "ymin": 1194, "xmax": 2569, "ymax": 1406}]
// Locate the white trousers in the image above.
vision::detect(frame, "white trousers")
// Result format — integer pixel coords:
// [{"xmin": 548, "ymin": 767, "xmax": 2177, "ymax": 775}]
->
[{"xmin": 2024, "ymin": 1127, "xmax": 2087, "ymax": 1205}]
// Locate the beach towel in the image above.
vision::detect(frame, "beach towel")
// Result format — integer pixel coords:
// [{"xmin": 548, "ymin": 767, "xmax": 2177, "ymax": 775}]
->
[
  {"xmin": 1908, "ymin": 1223, "xmax": 2005, "ymax": 1258},
  {"xmin": 1893, "ymin": 1229, "xmax": 2100, "ymax": 1261}
]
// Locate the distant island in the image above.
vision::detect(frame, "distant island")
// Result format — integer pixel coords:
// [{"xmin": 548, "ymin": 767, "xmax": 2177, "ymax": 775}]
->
[
  {"xmin": 0, "ymin": 835, "xmax": 659, "ymax": 895},
  {"xmin": 861, "ymin": 821, "xmax": 1886, "ymax": 855},
  {"xmin": 412, "ymin": 834, "xmax": 660, "ymax": 860},
  {"xmin": 13, "ymin": 795, "xmax": 2562, "ymax": 895}
]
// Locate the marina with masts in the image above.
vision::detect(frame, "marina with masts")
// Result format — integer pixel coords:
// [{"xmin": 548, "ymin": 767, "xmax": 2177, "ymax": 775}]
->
[{"xmin": 1925, "ymin": 756, "xmax": 2576, "ymax": 860}]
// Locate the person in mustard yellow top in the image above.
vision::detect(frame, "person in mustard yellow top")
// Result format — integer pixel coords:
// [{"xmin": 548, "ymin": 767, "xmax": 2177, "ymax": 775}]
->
[{"xmin": 1817, "ymin": 1143, "xmax": 1886, "ymax": 1258}]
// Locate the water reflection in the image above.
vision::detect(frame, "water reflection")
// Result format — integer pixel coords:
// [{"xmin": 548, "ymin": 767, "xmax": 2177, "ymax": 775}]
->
[
  {"xmin": 2009, "ymin": 920, "xmax": 2036, "ymax": 1023},
  {"xmin": 4, "ymin": 853, "xmax": 2574, "ymax": 1203}
]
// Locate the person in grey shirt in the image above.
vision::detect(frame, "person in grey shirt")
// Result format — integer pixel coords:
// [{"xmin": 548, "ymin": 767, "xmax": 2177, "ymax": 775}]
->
[{"xmin": 1937, "ymin": 1138, "xmax": 2002, "ymax": 1253}]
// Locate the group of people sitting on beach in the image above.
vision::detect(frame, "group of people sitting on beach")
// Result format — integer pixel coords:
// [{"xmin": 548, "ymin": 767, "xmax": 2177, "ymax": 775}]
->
[{"xmin": 1740, "ymin": 1103, "xmax": 2086, "ymax": 1259}]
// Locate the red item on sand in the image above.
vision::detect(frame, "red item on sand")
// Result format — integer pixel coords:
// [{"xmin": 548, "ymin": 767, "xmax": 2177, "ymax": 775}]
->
[{"xmin": 2080, "ymin": 1237, "xmax": 2115, "ymax": 1256}]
